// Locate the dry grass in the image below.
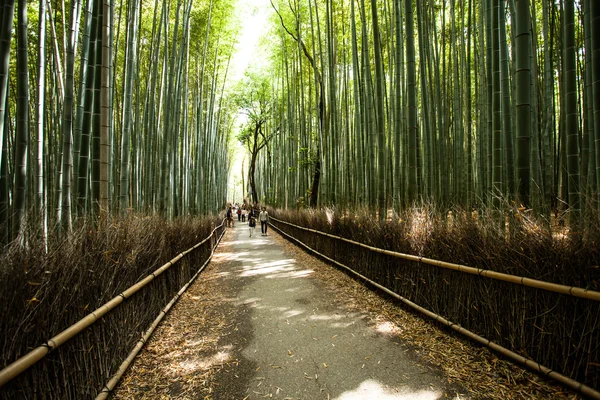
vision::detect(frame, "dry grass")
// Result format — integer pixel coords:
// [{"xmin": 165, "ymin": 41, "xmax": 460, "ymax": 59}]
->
[
  {"xmin": 271, "ymin": 228, "xmax": 580, "ymax": 399},
  {"xmin": 271, "ymin": 205, "xmax": 600, "ymax": 392},
  {"xmin": 111, "ymin": 228, "xmax": 245, "ymax": 400},
  {"xmin": 0, "ymin": 214, "xmax": 223, "ymax": 399}
]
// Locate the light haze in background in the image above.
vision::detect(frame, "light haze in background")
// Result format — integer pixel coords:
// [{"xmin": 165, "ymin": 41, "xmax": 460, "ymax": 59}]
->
[{"xmin": 227, "ymin": 0, "xmax": 271, "ymax": 204}]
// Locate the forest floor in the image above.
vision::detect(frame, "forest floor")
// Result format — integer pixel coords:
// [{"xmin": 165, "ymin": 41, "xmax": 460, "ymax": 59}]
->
[{"xmin": 112, "ymin": 221, "xmax": 575, "ymax": 400}]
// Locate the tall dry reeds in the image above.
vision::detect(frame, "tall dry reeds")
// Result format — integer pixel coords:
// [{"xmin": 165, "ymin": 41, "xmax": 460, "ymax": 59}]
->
[
  {"xmin": 0, "ymin": 214, "xmax": 223, "ymax": 399},
  {"xmin": 271, "ymin": 205, "xmax": 600, "ymax": 389}
]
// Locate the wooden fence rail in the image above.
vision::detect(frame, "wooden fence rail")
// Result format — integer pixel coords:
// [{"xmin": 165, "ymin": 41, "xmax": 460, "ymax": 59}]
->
[
  {"xmin": 0, "ymin": 219, "xmax": 225, "ymax": 390},
  {"xmin": 270, "ymin": 216, "xmax": 600, "ymax": 301},
  {"xmin": 270, "ymin": 216, "xmax": 600, "ymax": 399}
]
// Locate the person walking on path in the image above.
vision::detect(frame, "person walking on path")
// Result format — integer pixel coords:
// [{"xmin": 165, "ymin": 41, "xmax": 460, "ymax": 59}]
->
[
  {"xmin": 241, "ymin": 208, "xmax": 246, "ymax": 222},
  {"xmin": 259, "ymin": 207, "xmax": 269, "ymax": 236},
  {"xmin": 248, "ymin": 214, "xmax": 256, "ymax": 237},
  {"xmin": 237, "ymin": 207, "xmax": 242, "ymax": 221},
  {"xmin": 226, "ymin": 206, "xmax": 234, "ymax": 228}
]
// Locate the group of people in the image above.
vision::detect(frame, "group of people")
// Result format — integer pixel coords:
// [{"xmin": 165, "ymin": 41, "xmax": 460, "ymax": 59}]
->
[{"xmin": 225, "ymin": 204, "xmax": 269, "ymax": 237}]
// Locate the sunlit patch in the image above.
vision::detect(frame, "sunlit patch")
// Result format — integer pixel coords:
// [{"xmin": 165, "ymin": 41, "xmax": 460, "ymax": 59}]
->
[
  {"xmin": 212, "ymin": 251, "xmax": 255, "ymax": 263},
  {"xmin": 266, "ymin": 269, "xmax": 314, "ymax": 279},
  {"xmin": 376, "ymin": 321, "xmax": 401, "ymax": 335},
  {"xmin": 553, "ymin": 231, "xmax": 569, "ymax": 240},
  {"xmin": 175, "ymin": 351, "xmax": 231, "ymax": 375},
  {"xmin": 282, "ymin": 309, "xmax": 304, "ymax": 318},
  {"xmin": 408, "ymin": 208, "xmax": 433, "ymax": 253},
  {"xmin": 330, "ymin": 321, "xmax": 357, "ymax": 328},
  {"xmin": 255, "ymin": 259, "xmax": 296, "ymax": 268},
  {"xmin": 308, "ymin": 314, "xmax": 345, "ymax": 322},
  {"xmin": 240, "ymin": 263, "xmax": 294, "ymax": 277},
  {"xmin": 237, "ymin": 259, "xmax": 314, "ymax": 279},
  {"xmin": 325, "ymin": 208, "xmax": 335, "ymax": 225},
  {"xmin": 185, "ymin": 338, "xmax": 207, "ymax": 347},
  {"xmin": 335, "ymin": 379, "xmax": 441, "ymax": 400}
]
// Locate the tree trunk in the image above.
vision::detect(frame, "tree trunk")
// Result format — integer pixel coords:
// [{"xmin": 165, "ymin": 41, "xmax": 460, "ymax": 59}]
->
[
  {"xmin": 0, "ymin": 1, "xmax": 15, "ymax": 174},
  {"xmin": 515, "ymin": 0, "xmax": 532, "ymax": 208},
  {"xmin": 61, "ymin": 0, "xmax": 82, "ymax": 233},
  {"xmin": 100, "ymin": 0, "xmax": 112, "ymax": 219},
  {"xmin": 13, "ymin": 0, "xmax": 29, "ymax": 239},
  {"xmin": 564, "ymin": 0, "xmax": 580, "ymax": 227},
  {"xmin": 405, "ymin": 0, "xmax": 417, "ymax": 203},
  {"xmin": 119, "ymin": 0, "xmax": 140, "ymax": 212}
]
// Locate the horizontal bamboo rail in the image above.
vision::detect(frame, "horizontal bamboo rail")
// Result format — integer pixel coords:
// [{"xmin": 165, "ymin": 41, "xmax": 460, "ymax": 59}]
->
[
  {"xmin": 270, "ymin": 217, "xmax": 600, "ymax": 302},
  {"xmin": 95, "ymin": 226, "xmax": 226, "ymax": 399},
  {"xmin": 269, "ymin": 221, "xmax": 600, "ymax": 399},
  {"xmin": 0, "ymin": 220, "xmax": 225, "ymax": 389}
]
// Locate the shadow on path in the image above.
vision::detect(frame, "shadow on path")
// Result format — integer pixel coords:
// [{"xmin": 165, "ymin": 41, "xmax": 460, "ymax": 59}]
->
[{"xmin": 210, "ymin": 224, "xmax": 462, "ymax": 400}]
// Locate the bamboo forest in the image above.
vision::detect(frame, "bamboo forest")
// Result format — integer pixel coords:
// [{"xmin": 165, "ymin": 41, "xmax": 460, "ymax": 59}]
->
[{"xmin": 1, "ymin": 0, "xmax": 600, "ymax": 398}]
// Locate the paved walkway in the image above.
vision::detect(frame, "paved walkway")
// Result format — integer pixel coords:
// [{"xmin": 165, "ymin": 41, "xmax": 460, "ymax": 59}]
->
[{"xmin": 207, "ymin": 223, "xmax": 461, "ymax": 399}]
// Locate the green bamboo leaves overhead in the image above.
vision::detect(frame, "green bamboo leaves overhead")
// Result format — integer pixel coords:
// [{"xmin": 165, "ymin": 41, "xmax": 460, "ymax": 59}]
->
[
  {"xmin": 1, "ymin": 0, "xmax": 599, "ymax": 241},
  {"xmin": 253, "ymin": 0, "xmax": 598, "ymax": 233},
  {"xmin": 0, "ymin": 0, "xmax": 238, "ymax": 242}
]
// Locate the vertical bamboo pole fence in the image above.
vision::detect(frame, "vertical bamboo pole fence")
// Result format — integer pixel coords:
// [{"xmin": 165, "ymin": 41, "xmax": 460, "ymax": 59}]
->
[
  {"xmin": 269, "ymin": 217, "xmax": 600, "ymax": 400},
  {"xmin": 0, "ymin": 220, "xmax": 225, "ymax": 389},
  {"xmin": 95, "ymin": 225, "xmax": 226, "ymax": 399}
]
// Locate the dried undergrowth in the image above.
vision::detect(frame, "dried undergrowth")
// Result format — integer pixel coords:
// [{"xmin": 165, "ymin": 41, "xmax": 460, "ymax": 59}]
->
[
  {"xmin": 271, "ymin": 230, "xmax": 574, "ymax": 399},
  {"xmin": 111, "ymin": 228, "xmax": 244, "ymax": 400},
  {"xmin": 271, "ymin": 205, "xmax": 600, "ymax": 392},
  {"xmin": 0, "ymin": 213, "xmax": 223, "ymax": 399}
]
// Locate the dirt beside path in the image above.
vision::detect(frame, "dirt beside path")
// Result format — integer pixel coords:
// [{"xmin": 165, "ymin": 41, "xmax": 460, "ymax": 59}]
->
[{"xmin": 112, "ymin": 222, "xmax": 571, "ymax": 400}]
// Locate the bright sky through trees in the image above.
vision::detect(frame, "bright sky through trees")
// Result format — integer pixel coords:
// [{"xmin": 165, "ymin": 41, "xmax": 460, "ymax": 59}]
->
[
  {"xmin": 227, "ymin": 0, "xmax": 271, "ymax": 203},
  {"xmin": 229, "ymin": 0, "xmax": 271, "ymax": 85}
]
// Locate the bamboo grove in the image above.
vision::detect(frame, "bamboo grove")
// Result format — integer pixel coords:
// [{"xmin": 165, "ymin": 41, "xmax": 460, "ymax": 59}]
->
[
  {"xmin": 250, "ymin": 0, "xmax": 600, "ymax": 230},
  {"xmin": 0, "ymin": 0, "xmax": 238, "ymax": 244}
]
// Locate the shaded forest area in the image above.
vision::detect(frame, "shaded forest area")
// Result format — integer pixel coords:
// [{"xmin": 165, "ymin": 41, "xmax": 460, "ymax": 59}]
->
[
  {"xmin": 1, "ymin": 0, "xmax": 600, "ymax": 398},
  {"xmin": 0, "ymin": 0, "xmax": 236, "ymax": 245},
  {"xmin": 250, "ymin": 0, "xmax": 600, "ymax": 234}
]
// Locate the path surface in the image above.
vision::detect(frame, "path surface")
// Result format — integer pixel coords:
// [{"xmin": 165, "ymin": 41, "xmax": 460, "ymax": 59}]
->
[
  {"xmin": 192, "ymin": 223, "xmax": 461, "ymax": 399},
  {"xmin": 112, "ymin": 221, "xmax": 570, "ymax": 400}
]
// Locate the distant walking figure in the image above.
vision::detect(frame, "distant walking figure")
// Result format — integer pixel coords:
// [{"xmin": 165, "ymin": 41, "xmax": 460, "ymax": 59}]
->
[
  {"xmin": 237, "ymin": 207, "xmax": 242, "ymax": 221},
  {"xmin": 259, "ymin": 207, "xmax": 269, "ymax": 236},
  {"xmin": 226, "ymin": 206, "xmax": 234, "ymax": 228},
  {"xmin": 241, "ymin": 208, "xmax": 247, "ymax": 222},
  {"xmin": 248, "ymin": 214, "xmax": 256, "ymax": 237}
]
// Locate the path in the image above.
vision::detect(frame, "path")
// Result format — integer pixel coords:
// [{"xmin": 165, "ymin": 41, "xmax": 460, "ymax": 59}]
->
[
  {"xmin": 113, "ymin": 221, "xmax": 569, "ymax": 399},
  {"xmin": 206, "ymin": 223, "xmax": 461, "ymax": 399},
  {"xmin": 113, "ymin": 222, "xmax": 463, "ymax": 399}
]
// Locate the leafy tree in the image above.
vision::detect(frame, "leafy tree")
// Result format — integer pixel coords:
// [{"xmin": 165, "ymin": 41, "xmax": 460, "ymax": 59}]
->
[{"xmin": 234, "ymin": 71, "xmax": 277, "ymax": 204}]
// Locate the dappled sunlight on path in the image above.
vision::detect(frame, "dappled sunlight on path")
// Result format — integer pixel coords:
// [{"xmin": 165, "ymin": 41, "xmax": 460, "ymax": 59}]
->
[
  {"xmin": 335, "ymin": 379, "xmax": 441, "ymax": 400},
  {"xmin": 207, "ymin": 224, "xmax": 461, "ymax": 399}
]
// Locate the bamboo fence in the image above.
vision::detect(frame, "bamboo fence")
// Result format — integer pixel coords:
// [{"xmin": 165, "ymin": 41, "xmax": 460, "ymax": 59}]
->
[
  {"xmin": 269, "ymin": 216, "xmax": 600, "ymax": 399},
  {"xmin": 0, "ymin": 219, "xmax": 225, "ymax": 393}
]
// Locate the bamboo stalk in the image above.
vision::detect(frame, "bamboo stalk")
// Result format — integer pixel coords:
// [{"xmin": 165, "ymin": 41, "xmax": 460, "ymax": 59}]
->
[
  {"xmin": 0, "ymin": 220, "xmax": 225, "ymax": 388},
  {"xmin": 96, "ymin": 225, "xmax": 226, "ymax": 399},
  {"xmin": 269, "ymin": 221, "xmax": 600, "ymax": 400},
  {"xmin": 269, "ymin": 216, "xmax": 600, "ymax": 302}
]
